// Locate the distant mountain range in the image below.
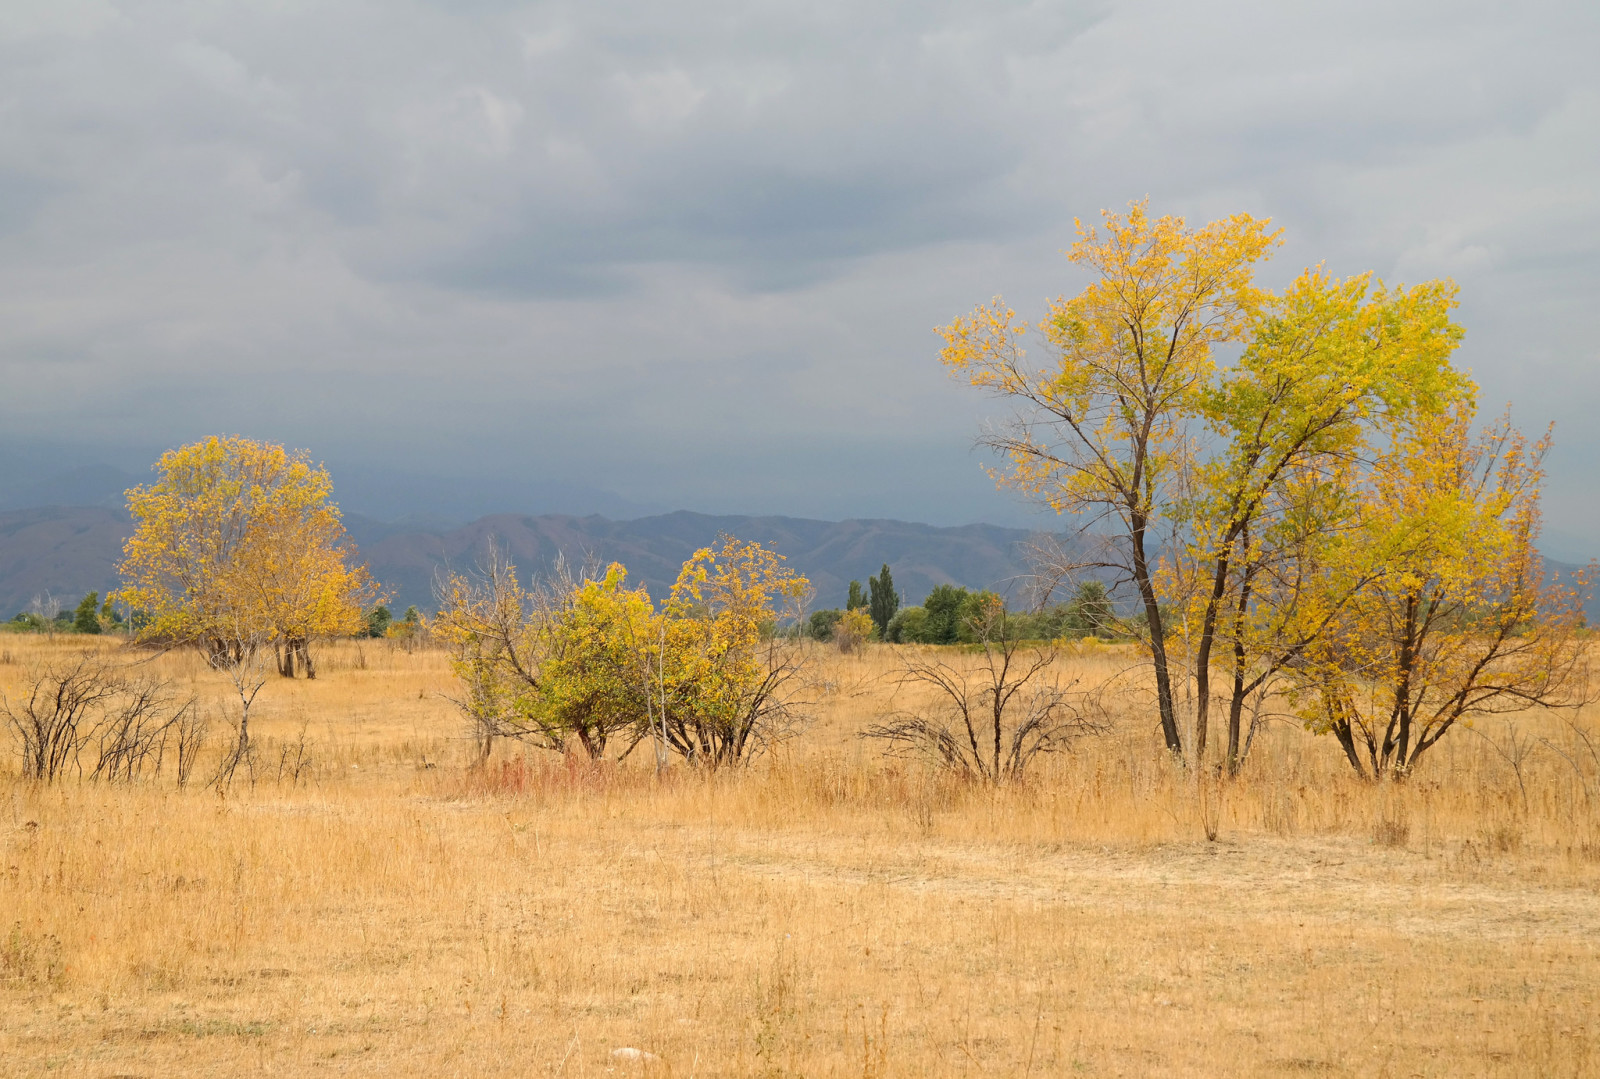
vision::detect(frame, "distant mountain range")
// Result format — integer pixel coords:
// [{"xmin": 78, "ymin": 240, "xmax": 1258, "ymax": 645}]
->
[
  {"xmin": 341, "ymin": 511, "xmax": 1054, "ymax": 614},
  {"xmin": 1, "ymin": 501, "xmax": 1592, "ymax": 623},
  {"xmin": 0, "ymin": 506, "xmax": 1060, "ymax": 618}
]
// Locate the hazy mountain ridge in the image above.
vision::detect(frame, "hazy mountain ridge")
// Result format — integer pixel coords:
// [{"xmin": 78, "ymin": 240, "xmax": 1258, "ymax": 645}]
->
[
  {"xmin": 344, "ymin": 510, "xmax": 1050, "ymax": 614},
  {"xmin": 2, "ymin": 505, "xmax": 1592, "ymax": 624},
  {"xmin": 0, "ymin": 507, "xmax": 1056, "ymax": 618}
]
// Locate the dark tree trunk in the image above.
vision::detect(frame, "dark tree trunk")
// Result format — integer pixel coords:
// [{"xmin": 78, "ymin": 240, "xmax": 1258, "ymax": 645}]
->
[{"xmin": 1130, "ymin": 516, "xmax": 1183, "ymax": 756}]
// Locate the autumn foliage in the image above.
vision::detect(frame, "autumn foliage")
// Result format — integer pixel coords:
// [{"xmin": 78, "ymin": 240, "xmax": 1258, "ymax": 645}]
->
[
  {"xmin": 940, "ymin": 200, "xmax": 1591, "ymax": 777},
  {"xmin": 434, "ymin": 536, "xmax": 809, "ymax": 768},
  {"xmin": 116, "ymin": 436, "xmax": 378, "ymax": 678}
]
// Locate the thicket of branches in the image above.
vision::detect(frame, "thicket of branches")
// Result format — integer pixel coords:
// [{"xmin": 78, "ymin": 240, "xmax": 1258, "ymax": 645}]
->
[
  {"xmin": 865, "ymin": 597, "xmax": 1109, "ymax": 781},
  {"xmin": 3, "ymin": 656, "xmax": 203, "ymax": 785}
]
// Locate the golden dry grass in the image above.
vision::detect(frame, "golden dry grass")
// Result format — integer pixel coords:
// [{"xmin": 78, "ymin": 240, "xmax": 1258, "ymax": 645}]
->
[{"xmin": 2, "ymin": 634, "xmax": 1598, "ymax": 1076}]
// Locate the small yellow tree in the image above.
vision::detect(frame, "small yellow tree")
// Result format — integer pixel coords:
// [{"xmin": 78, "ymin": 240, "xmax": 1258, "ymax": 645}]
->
[
  {"xmin": 833, "ymin": 607, "xmax": 874, "ymax": 654},
  {"xmin": 435, "ymin": 554, "xmax": 655, "ymax": 760},
  {"xmin": 117, "ymin": 437, "xmax": 377, "ymax": 678},
  {"xmin": 654, "ymin": 536, "xmax": 811, "ymax": 767},
  {"xmin": 432, "ymin": 549, "xmax": 549, "ymax": 761}
]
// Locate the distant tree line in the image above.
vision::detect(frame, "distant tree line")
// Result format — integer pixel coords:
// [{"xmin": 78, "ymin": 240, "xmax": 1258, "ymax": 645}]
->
[
  {"xmin": 808, "ymin": 572, "xmax": 1122, "ymax": 646},
  {"xmin": 7, "ymin": 592, "xmax": 125, "ymax": 635}
]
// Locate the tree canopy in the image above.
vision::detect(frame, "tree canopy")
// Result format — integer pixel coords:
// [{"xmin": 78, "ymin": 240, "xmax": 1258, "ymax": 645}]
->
[{"xmin": 116, "ymin": 436, "xmax": 378, "ymax": 677}]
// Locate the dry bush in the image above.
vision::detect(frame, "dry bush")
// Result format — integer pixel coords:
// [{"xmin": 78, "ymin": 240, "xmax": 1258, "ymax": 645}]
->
[
  {"xmin": 2, "ymin": 653, "xmax": 194, "ymax": 784},
  {"xmin": 864, "ymin": 603, "xmax": 1110, "ymax": 781}
]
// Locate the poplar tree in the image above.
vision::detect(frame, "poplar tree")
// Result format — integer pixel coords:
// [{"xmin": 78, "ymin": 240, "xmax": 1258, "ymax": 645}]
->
[{"xmin": 868, "ymin": 564, "xmax": 899, "ymax": 640}]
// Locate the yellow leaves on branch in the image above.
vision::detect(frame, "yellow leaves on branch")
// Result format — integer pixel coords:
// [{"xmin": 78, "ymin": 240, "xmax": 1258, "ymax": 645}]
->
[
  {"xmin": 1296, "ymin": 405, "xmax": 1590, "ymax": 777},
  {"xmin": 435, "ymin": 535, "xmax": 811, "ymax": 766},
  {"xmin": 115, "ymin": 436, "xmax": 379, "ymax": 660},
  {"xmin": 937, "ymin": 199, "xmax": 1280, "ymax": 515}
]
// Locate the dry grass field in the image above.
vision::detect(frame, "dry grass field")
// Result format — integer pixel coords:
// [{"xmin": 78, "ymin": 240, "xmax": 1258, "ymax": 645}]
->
[{"xmin": 2, "ymin": 633, "xmax": 1598, "ymax": 1076}]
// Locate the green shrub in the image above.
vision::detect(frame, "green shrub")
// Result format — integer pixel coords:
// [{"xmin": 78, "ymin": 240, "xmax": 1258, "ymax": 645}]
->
[
  {"xmin": 808, "ymin": 609, "xmax": 843, "ymax": 641},
  {"xmin": 886, "ymin": 606, "xmax": 930, "ymax": 643}
]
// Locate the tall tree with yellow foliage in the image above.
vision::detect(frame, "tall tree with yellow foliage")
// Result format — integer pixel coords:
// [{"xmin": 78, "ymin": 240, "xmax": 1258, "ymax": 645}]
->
[
  {"xmin": 1180, "ymin": 270, "xmax": 1469, "ymax": 771},
  {"xmin": 939, "ymin": 200, "xmax": 1279, "ymax": 755},
  {"xmin": 117, "ymin": 437, "xmax": 378, "ymax": 679}
]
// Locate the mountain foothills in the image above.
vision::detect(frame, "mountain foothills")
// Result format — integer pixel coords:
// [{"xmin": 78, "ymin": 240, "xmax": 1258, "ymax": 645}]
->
[{"xmin": 0, "ymin": 504, "xmax": 1058, "ymax": 620}]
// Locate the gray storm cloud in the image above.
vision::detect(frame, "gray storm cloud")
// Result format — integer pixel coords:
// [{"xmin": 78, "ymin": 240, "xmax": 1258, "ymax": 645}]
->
[{"xmin": 0, "ymin": 0, "xmax": 1596, "ymax": 550}]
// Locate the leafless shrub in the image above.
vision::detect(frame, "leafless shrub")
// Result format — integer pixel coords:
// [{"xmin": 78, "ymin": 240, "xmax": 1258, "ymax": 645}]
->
[
  {"xmin": 276, "ymin": 721, "xmax": 314, "ymax": 786},
  {"xmin": 863, "ymin": 599, "xmax": 1107, "ymax": 782},
  {"xmin": 28, "ymin": 592, "xmax": 62, "ymax": 639},
  {"xmin": 3, "ymin": 655, "xmax": 192, "ymax": 784},
  {"xmin": 210, "ymin": 630, "xmax": 273, "ymax": 789},
  {"xmin": 5, "ymin": 656, "xmax": 123, "ymax": 781},
  {"xmin": 92, "ymin": 686, "xmax": 193, "ymax": 783},
  {"xmin": 1541, "ymin": 710, "xmax": 1600, "ymax": 807},
  {"xmin": 175, "ymin": 707, "xmax": 211, "ymax": 787},
  {"xmin": 1468, "ymin": 721, "xmax": 1541, "ymax": 811}
]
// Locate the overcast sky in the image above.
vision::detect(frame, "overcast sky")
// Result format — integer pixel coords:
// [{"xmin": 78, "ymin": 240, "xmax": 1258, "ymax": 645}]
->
[{"xmin": 2, "ymin": 1, "xmax": 1597, "ymax": 552}]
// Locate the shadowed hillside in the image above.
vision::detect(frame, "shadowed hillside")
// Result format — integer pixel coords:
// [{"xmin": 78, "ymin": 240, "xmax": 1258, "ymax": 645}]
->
[
  {"xmin": 3, "ymin": 505, "xmax": 1591, "ymax": 622},
  {"xmin": 0, "ymin": 507, "xmax": 1063, "ymax": 618},
  {"xmin": 344, "ymin": 510, "xmax": 1056, "ymax": 614},
  {"xmin": 0, "ymin": 507, "xmax": 130, "ymax": 616}
]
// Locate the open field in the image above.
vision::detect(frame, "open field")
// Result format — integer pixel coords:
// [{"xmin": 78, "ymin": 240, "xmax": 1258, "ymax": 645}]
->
[{"xmin": 2, "ymin": 635, "xmax": 1598, "ymax": 1076}]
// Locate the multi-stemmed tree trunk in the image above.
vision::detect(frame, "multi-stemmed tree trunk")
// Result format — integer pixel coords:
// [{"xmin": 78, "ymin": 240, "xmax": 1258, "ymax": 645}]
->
[
  {"xmin": 939, "ymin": 201, "xmax": 1279, "ymax": 760},
  {"xmin": 1183, "ymin": 271, "xmax": 1467, "ymax": 772}
]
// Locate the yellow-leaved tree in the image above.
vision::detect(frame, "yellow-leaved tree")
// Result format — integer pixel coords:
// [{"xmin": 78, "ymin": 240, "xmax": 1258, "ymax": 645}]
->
[
  {"xmin": 117, "ymin": 436, "xmax": 378, "ymax": 678},
  {"xmin": 435, "ymin": 536, "xmax": 809, "ymax": 768},
  {"xmin": 654, "ymin": 536, "xmax": 811, "ymax": 767},
  {"xmin": 435, "ymin": 554, "xmax": 658, "ymax": 761},
  {"xmin": 1178, "ymin": 270, "xmax": 1470, "ymax": 772},
  {"xmin": 939, "ymin": 200, "xmax": 1279, "ymax": 755},
  {"xmin": 1289, "ymin": 407, "xmax": 1591, "ymax": 778},
  {"xmin": 942, "ymin": 200, "xmax": 1588, "ymax": 778}
]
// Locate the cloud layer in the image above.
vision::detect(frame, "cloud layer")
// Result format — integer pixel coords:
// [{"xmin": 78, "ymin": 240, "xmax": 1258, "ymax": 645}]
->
[{"xmin": 1, "ymin": 1, "xmax": 1597, "ymax": 547}]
